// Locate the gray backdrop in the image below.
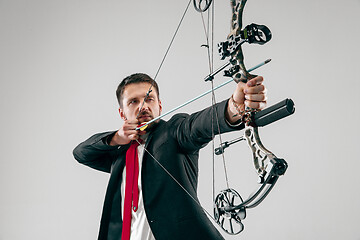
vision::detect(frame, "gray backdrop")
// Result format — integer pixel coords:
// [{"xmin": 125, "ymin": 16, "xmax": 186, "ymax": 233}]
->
[{"xmin": 1, "ymin": 0, "xmax": 359, "ymax": 239}]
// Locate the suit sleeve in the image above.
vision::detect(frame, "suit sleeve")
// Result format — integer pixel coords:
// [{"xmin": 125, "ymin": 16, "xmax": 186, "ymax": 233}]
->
[
  {"xmin": 169, "ymin": 99, "xmax": 245, "ymax": 152},
  {"xmin": 73, "ymin": 131, "xmax": 125, "ymax": 173}
]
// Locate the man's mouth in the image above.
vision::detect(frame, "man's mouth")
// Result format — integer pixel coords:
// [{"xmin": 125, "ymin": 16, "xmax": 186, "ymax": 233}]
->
[{"xmin": 137, "ymin": 114, "xmax": 152, "ymax": 121}]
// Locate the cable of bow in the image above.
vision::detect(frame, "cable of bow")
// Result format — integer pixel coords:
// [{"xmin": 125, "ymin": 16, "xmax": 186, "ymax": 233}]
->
[
  {"xmin": 196, "ymin": 0, "xmax": 232, "ymax": 208},
  {"xmin": 136, "ymin": 0, "xmax": 192, "ymax": 120}
]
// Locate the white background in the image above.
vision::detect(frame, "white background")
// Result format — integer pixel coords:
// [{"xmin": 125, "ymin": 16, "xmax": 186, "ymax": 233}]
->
[{"xmin": 1, "ymin": 0, "xmax": 359, "ymax": 239}]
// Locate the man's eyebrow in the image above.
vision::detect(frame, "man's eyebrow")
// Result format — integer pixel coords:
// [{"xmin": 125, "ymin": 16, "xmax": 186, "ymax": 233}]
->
[
  {"xmin": 145, "ymin": 94, "xmax": 155, "ymax": 98},
  {"xmin": 126, "ymin": 97, "xmax": 138, "ymax": 103},
  {"xmin": 144, "ymin": 92, "xmax": 156, "ymax": 99}
]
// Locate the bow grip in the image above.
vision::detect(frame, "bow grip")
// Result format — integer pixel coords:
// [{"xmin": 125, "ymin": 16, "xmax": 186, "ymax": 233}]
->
[{"xmin": 252, "ymin": 98, "xmax": 295, "ymax": 127}]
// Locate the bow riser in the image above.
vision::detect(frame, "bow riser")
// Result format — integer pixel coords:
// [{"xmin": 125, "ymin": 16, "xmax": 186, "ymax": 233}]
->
[
  {"xmin": 245, "ymin": 127, "xmax": 275, "ymax": 183},
  {"xmin": 212, "ymin": 0, "xmax": 293, "ymax": 235}
]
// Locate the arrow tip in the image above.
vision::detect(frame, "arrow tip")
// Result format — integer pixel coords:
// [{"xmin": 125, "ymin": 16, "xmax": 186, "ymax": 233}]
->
[{"xmin": 265, "ymin": 59, "xmax": 272, "ymax": 64}]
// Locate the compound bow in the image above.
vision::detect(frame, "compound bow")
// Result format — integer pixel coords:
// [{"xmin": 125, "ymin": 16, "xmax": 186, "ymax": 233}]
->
[
  {"xmin": 193, "ymin": 0, "xmax": 294, "ymax": 234},
  {"xmin": 137, "ymin": 0, "xmax": 295, "ymax": 235}
]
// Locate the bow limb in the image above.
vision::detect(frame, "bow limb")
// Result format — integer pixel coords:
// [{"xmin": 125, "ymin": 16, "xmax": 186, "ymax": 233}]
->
[
  {"xmin": 230, "ymin": 0, "xmax": 246, "ymax": 32},
  {"xmin": 229, "ymin": 0, "xmax": 255, "ymax": 82}
]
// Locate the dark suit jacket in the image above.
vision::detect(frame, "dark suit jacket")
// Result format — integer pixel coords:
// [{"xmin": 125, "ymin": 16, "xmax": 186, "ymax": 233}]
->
[{"xmin": 73, "ymin": 99, "xmax": 244, "ymax": 240}]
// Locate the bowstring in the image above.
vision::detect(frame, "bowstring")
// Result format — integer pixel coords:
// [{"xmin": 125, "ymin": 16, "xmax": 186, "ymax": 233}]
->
[
  {"xmin": 134, "ymin": 0, "xmax": 231, "ymax": 225},
  {"xmin": 199, "ymin": 2, "xmax": 217, "ymax": 206},
  {"xmin": 136, "ymin": 0, "xmax": 192, "ymax": 119},
  {"xmin": 136, "ymin": 139, "xmax": 217, "ymax": 223},
  {"xmin": 133, "ymin": 0, "xmax": 217, "ymax": 221},
  {"xmin": 203, "ymin": 2, "xmax": 217, "ymax": 210}
]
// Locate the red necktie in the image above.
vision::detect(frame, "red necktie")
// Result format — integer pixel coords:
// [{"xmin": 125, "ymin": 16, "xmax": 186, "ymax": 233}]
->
[{"xmin": 122, "ymin": 140, "xmax": 142, "ymax": 240}]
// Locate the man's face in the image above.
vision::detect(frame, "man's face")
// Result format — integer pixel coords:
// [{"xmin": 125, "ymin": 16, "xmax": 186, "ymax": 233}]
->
[{"xmin": 119, "ymin": 82, "xmax": 162, "ymax": 124}]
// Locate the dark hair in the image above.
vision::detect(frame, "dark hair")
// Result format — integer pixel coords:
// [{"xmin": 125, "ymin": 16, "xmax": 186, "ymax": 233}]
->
[{"xmin": 116, "ymin": 73, "xmax": 160, "ymax": 107}]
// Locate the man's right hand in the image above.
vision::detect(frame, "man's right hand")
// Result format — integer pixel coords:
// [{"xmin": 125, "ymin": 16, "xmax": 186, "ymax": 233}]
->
[{"xmin": 109, "ymin": 120, "xmax": 146, "ymax": 146}]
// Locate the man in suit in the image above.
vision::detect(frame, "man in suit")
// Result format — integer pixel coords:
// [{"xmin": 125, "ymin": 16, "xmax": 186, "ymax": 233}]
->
[{"xmin": 73, "ymin": 73, "xmax": 267, "ymax": 239}]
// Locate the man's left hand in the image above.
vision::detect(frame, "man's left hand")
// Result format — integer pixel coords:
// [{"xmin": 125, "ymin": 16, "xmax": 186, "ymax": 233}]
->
[{"xmin": 226, "ymin": 76, "xmax": 267, "ymax": 124}]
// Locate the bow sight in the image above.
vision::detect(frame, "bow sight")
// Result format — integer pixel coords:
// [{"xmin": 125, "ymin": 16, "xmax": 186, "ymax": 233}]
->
[
  {"xmin": 218, "ymin": 23, "xmax": 272, "ymax": 82},
  {"xmin": 218, "ymin": 23, "xmax": 272, "ymax": 59}
]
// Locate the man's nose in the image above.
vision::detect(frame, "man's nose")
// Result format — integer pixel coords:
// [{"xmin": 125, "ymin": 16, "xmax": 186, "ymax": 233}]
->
[{"xmin": 139, "ymin": 101, "xmax": 149, "ymax": 112}]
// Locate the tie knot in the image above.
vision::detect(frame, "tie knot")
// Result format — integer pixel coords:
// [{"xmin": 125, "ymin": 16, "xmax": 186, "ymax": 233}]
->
[{"xmin": 132, "ymin": 138, "xmax": 143, "ymax": 147}]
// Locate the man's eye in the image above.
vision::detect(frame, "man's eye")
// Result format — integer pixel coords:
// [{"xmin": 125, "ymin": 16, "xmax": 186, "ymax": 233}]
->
[{"xmin": 129, "ymin": 100, "xmax": 138, "ymax": 105}]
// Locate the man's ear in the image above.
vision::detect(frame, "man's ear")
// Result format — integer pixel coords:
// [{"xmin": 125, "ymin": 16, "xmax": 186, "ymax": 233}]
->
[
  {"xmin": 119, "ymin": 108, "xmax": 126, "ymax": 120},
  {"xmin": 159, "ymin": 100, "xmax": 162, "ymax": 114}
]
